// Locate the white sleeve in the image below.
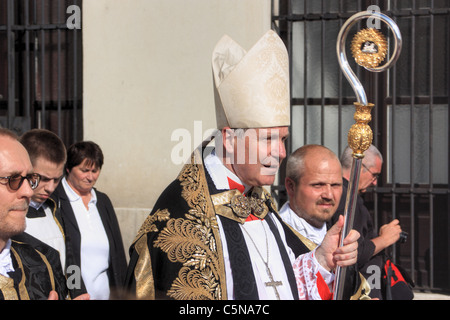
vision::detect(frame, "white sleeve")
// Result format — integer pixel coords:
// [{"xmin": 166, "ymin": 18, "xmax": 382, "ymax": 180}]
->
[{"xmin": 292, "ymin": 249, "xmax": 335, "ymax": 300}]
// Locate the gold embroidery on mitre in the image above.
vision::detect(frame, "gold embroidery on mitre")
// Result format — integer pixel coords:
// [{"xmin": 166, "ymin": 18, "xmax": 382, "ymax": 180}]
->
[
  {"xmin": 154, "ymin": 159, "xmax": 225, "ymax": 300},
  {"xmin": 351, "ymin": 28, "xmax": 387, "ymax": 69}
]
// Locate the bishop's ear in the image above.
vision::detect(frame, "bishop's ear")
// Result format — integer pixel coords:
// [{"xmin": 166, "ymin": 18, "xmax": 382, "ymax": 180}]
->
[{"xmin": 221, "ymin": 127, "xmax": 236, "ymax": 155}]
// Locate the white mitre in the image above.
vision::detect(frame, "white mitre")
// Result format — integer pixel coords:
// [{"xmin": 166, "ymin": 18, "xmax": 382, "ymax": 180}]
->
[{"xmin": 212, "ymin": 30, "xmax": 290, "ymax": 129}]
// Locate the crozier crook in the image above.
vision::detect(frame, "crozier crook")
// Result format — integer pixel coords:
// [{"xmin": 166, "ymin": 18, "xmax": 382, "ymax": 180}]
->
[{"xmin": 332, "ymin": 10, "xmax": 402, "ymax": 300}]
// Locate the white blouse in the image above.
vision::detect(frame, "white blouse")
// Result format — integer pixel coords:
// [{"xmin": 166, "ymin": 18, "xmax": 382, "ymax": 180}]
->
[{"xmin": 61, "ymin": 177, "xmax": 110, "ymax": 300}]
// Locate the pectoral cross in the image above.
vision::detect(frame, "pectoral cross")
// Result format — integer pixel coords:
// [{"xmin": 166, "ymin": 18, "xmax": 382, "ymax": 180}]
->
[{"xmin": 264, "ymin": 265, "xmax": 283, "ymax": 300}]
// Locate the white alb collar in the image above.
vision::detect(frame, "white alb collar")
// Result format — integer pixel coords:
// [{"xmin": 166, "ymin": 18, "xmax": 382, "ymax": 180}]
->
[
  {"xmin": 204, "ymin": 150, "xmax": 249, "ymax": 192},
  {"xmin": 0, "ymin": 239, "xmax": 14, "ymax": 277}
]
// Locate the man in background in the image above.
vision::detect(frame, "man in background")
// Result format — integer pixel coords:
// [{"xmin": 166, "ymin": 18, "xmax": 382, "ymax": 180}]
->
[
  {"xmin": 0, "ymin": 128, "xmax": 68, "ymax": 299},
  {"xmin": 332, "ymin": 145, "xmax": 405, "ymax": 299},
  {"xmin": 279, "ymin": 144, "xmax": 371, "ymax": 299},
  {"xmin": 20, "ymin": 129, "xmax": 67, "ymax": 270}
]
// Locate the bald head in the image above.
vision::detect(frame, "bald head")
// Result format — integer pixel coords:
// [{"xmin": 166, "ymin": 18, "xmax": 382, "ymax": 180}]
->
[
  {"xmin": 0, "ymin": 129, "xmax": 34, "ymax": 247},
  {"xmin": 0, "ymin": 129, "xmax": 32, "ymax": 179},
  {"xmin": 286, "ymin": 144, "xmax": 341, "ymax": 185},
  {"xmin": 285, "ymin": 145, "xmax": 343, "ymax": 228}
]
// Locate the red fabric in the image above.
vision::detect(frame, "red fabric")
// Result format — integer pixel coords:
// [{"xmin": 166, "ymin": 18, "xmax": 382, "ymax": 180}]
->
[
  {"xmin": 384, "ymin": 259, "xmax": 406, "ymax": 286},
  {"xmin": 245, "ymin": 214, "xmax": 261, "ymax": 222},
  {"xmin": 227, "ymin": 177, "xmax": 262, "ymax": 222},
  {"xmin": 227, "ymin": 177, "xmax": 245, "ymax": 193},
  {"xmin": 316, "ymin": 272, "xmax": 332, "ymax": 300}
]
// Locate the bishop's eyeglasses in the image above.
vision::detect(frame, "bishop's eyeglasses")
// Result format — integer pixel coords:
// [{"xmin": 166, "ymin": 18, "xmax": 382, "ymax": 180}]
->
[{"xmin": 0, "ymin": 173, "xmax": 41, "ymax": 190}]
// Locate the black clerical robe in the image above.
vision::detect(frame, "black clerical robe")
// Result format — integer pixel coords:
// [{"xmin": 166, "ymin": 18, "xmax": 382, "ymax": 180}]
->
[
  {"xmin": 332, "ymin": 179, "xmax": 377, "ymax": 267},
  {"xmin": 125, "ymin": 148, "xmax": 311, "ymax": 300},
  {"xmin": 52, "ymin": 183, "xmax": 127, "ymax": 298},
  {"xmin": 0, "ymin": 233, "xmax": 68, "ymax": 300}
]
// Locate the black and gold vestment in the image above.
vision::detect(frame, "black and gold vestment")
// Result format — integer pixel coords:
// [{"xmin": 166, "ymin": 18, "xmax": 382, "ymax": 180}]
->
[
  {"xmin": 125, "ymin": 148, "xmax": 313, "ymax": 300},
  {"xmin": 0, "ymin": 233, "xmax": 68, "ymax": 300}
]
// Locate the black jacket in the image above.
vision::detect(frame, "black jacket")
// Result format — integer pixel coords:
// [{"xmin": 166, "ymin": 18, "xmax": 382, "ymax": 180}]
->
[
  {"xmin": 7, "ymin": 232, "xmax": 68, "ymax": 300},
  {"xmin": 331, "ymin": 178, "xmax": 377, "ymax": 268},
  {"xmin": 53, "ymin": 182, "xmax": 127, "ymax": 297}
]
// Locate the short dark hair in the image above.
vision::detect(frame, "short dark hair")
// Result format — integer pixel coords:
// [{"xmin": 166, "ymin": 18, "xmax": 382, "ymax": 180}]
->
[
  {"xmin": 19, "ymin": 129, "xmax": 66, "ymax": 166},
  {"xmin": 66, "ymin": 141, "xmax": 104, "ymax": 172}
]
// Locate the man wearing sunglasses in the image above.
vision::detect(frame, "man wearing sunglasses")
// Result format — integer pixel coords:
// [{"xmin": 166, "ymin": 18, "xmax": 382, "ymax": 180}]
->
[
  {"xmin": 0, "ymin": 128, "xmax": 88, "ymax": 300},
  {"xmin": 0, "ymin": 128, "xmax": 63, "ymax": 299},
  {"xmin": 332, "ymin": 144, "xmax": 403, "ymax": 299}
]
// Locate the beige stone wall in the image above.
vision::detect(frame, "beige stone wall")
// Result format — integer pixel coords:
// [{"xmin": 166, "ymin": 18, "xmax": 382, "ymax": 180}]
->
[{"xmin": 82, "ymin": 0, "xmax": 272, "ymax": 255}]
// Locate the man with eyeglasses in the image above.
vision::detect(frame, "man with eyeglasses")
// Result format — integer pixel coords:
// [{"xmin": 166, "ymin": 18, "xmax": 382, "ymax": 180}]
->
[
  {"xmin": 332, "ymin": 144, "xmax": 403, "ymax": 299},
  {"xmin": 0, "ymin": 128, "xmax": 68, "ymax": 299}
]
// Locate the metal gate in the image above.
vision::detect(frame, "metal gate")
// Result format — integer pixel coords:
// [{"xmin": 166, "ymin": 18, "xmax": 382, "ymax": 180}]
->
[
  {"xmin": 272, "ymin": 0, "xmax": 450, "ymax": 293},
  {"xmin": 0, "ymin": 0, "xmax": 82, "ymax": 146}
]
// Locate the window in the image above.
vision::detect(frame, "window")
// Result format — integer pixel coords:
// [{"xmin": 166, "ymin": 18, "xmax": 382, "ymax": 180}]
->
[
  {"xmin": 273, "ymin": 0, "xmax": 450, "ymax": 292},
  {"xmin": 0, "ymin": 0, "xmax": 82, "ymax": 146}
]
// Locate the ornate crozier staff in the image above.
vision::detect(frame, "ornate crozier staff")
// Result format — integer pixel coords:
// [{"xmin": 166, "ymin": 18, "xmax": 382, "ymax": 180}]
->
[{"xmin": 332, "ymin": 10, "xmax": 402, "ymax": 300}]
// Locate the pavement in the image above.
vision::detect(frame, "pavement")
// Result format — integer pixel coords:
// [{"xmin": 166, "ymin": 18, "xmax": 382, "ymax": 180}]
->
[{"xmin": 413, "ymin": 291, "xmax": 450, "ymax": 300}]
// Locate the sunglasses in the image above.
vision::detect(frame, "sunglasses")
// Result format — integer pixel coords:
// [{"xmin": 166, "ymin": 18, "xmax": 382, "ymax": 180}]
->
[{"xmin": 0, "ymin": 173, "xmax": 41, "ymax": 190}]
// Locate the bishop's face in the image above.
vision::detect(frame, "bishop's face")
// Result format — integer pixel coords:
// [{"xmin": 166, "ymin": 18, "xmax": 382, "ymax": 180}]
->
[{"xmin": 224, "ymin": 126, "xmax": 289, "ymax": 187}]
